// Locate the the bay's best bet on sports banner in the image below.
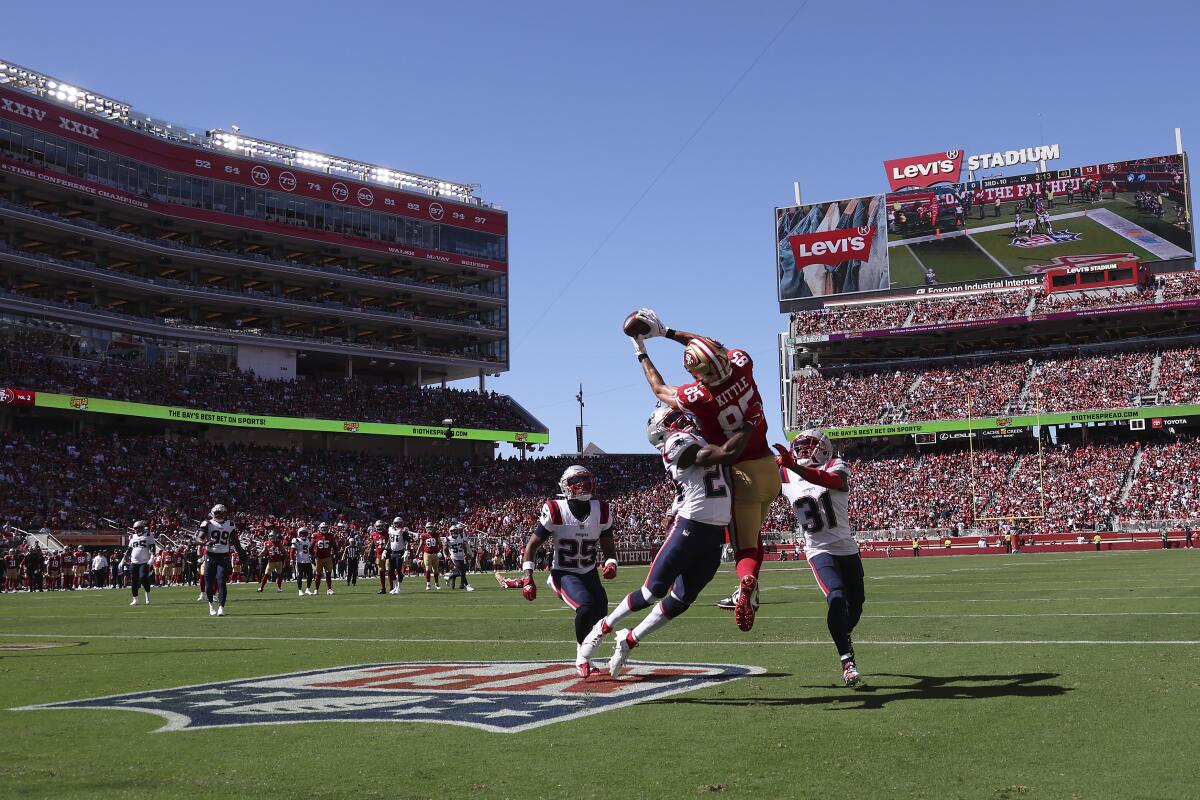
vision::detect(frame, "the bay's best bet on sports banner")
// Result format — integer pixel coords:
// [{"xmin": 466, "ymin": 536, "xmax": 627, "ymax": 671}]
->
[{"xmin": 776, "ymin": 149, "xmax": 1193, "ymax": 307}]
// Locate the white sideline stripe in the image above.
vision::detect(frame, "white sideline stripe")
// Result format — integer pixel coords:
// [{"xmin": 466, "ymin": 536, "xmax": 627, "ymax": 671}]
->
[
  {"xmin": 964, "ymin": 232, "xmax": 1014, "ymax": 276},
  {"xmin": 0, "ymin": 632, "xmax": 1197, "ymax": 646},
  {"xmin": 4, "ymin": 610, "xmax": 1199, "ymax": 622}
]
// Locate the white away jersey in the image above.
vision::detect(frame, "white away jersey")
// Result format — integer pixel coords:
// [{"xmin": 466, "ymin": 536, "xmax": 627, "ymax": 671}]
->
[
  {"xmin": 291, "ymin": 536, "xmax": 313, "ymax": 564},
  {"xmin": 537, "ymin": 499, "xmax": 611, "ymax": 574},
  {"xmin": 663, "ymin": 431, "xmax": 731, "ymax": 526},
  {"xmin": 387, "ymin": 526, "xmax": 408, "ymax": 553},
  {"xmin": 128, "ymin": 532, "xmax": 157, "ymax": 565},
  {"xmin": 447, "ymin": 532, "xmax": 469, "ymax": 560},
  {"xmin": 780, "ymin": 459, "xmax": 857, "ymax": 557},
  {"xmin": 200, "ymin": 519, "xmax": 236, "ymax": 554}
]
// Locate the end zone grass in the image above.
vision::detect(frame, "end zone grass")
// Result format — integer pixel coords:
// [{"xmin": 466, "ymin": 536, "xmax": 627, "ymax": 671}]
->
[{"xmin": 2, "ymin": 550, "xmax": 1198, "ymax": 799}]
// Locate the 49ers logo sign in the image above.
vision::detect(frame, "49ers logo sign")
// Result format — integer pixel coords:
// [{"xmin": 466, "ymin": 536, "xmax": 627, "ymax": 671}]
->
[
  {"xmin": 787, "ymin": 226, "xmax": 875, "ymax": 269},
  {"xmin": 884, "ymin": 150, "xmax": 963, "ymax": 190}
]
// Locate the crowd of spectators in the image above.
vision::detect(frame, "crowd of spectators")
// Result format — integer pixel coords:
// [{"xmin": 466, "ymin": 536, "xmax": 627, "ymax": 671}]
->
[
  {"xmin": 793, "ymin": 346, "xmax": 1195, "ymax": 429},
  {"xmin": 789, "ymin": 272, "xmax": 1200, "ymax": 338},
  {"xmin": 0, "ymin": 328, "xmax": 537, "ymax": 432},
  {"xmin": 3, "ymin": 429, "xmax": 1195, "ymax": 551},
  {"xmin": 1120, "ymin": 439, "xmax": 1200, "ymax": 524}
]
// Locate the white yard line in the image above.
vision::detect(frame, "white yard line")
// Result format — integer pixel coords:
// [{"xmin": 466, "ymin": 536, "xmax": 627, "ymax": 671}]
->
[
  {"xmin": 1087, "ymin": 207, "xmax": 1192, "ymax": 259},
  {"xmin": 0, "ymin": 632, "xmax": 1198, "ymax": 646}
]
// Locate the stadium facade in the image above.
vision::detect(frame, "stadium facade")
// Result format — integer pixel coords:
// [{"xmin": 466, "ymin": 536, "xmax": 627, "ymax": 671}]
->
[{"xmin": 0, "ymin": 58, "xmax": 546, "ymax": 457}]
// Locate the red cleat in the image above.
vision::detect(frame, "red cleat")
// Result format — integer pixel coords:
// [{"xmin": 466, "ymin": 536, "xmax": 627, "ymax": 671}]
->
[
  {"xmin": 576, "ymin": 661, "xmax": 596, "ymax": 679},
  {"xmin": 734, "ymin": 574, "xmax": 757, "ymax": 632}
]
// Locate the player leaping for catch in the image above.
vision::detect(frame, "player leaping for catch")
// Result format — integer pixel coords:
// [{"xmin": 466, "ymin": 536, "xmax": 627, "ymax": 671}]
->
[
  {"xmin": 519, "ymin": 465, "xmax": 620, "ymax": 677},
  {"xmin": 774, "ymin": 430, "xmax": 865, "ymax": 686},
  {"xmin": 583, "ymin": 404, "xmax": 755, "ymax": 677},
  {"xmin": 626, "ymin": 308, "xmax": 780, "ymax": 631}
]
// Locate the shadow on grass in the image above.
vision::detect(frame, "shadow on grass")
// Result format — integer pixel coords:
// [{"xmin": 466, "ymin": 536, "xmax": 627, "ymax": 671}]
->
[{"xmin": 649, "ymin": 672, "xmax": 1069, "ymax": 710}]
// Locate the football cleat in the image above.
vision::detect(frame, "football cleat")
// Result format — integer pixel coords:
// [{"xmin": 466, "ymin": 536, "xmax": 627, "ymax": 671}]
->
[
  {"xmin": 842, "ymin": 659, "xmax": 860, "ymax": 686},
  {"xmin": 578, "ymin": 618, "xmax": 612, "ymax": 661},
  {"xmin": 425, "ymin": 583, "xmax": 431, "ymax": 592},
  {"xmin": 434, "ymin": 583, "xmax": 441, "ymax": 591},
  {"xmin": 130, "ymin": 598, "xmax": 137, "ymax": 606},
  {"xmin": 326, "ymin": 589, "xmax": 334, "ymax": 595},
  {"xmin": 734, "ymin": 574, "xmax": 758, "ymax": 632},
  {"xmin": 208, "ymin": 602, "xmax": 217, "ymax": 616},
  {"xmin": 465, "ymin": 585, "xmax": 475, "ymax": 592},
  {"xmin": 256, "ymin": 587, "xmax": 263, "ymax": 593},
  {"xmin": 216, "ymin": 606, "xmax": 225, "ymax": 617},
  {"xmin": 609, "ymin": 630, "xmax": 637, "ymax": 677},
  {"xmin": 575, "ymin": 660, "xmax": 595, "ymax": 679},
  {"xmin": 196, "ymin": 592, "xmax": 206, "ymax": 602},
  {"xmin": 298, "ymin": 589, "xmax": 305, "ymax": 596},
  {"xmin": 717, "ymin": 585, "xmax": 761, "ymax": 610}
]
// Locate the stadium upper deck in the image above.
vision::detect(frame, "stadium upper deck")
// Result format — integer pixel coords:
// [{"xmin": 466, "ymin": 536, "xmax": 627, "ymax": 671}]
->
[{"xmin": 0, "ymin": 58, "xmax": 507, "ymax": 386}]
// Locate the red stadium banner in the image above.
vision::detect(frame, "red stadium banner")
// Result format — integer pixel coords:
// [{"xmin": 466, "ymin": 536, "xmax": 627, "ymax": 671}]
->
[
  {"xmin": 0, "ymin": 86, "xmax": 506, "ymax": 237},
  {"xmin": 0, "ymin": 388, "xmax": 35, "ymax": 405},
  {"xmin": 883, "ymin": 150, "xmax": 964, "ymax": 190},
  {"xmin": 787, "ymin": 226, "xmax": 876, "ymax": 270}
]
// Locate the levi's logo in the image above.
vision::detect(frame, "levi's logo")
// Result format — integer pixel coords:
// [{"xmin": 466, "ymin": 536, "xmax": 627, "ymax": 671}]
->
[
  {"xmin": 884, "ymin": 151, "xmax": 963, "ymax": 190},
  {"xmin": 787, "ymin": 226, "xmax": 875, "ymax": 269}
]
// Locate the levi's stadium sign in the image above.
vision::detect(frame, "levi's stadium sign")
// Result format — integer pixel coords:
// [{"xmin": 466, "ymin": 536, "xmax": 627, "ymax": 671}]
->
[
  {"xmin": 883, "ymin": 151, "xmax": 963, "ymax": 190},
  {"xmin": 23, "ymin": 390, "xmax": 548, "ymax": 445},
  {"xmin": 787, "ymin": 226, "xmax": 876, "ymax": 269}
]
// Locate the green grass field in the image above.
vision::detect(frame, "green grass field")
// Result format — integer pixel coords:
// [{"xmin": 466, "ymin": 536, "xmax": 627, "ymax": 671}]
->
[{"xmin": 3, "ymin": 551, "xmax": 1199, "ymax": 799}]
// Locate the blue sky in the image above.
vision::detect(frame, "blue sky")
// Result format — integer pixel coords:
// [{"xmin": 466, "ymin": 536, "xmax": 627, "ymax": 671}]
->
[{"xmin": 7, "ymin": 0, "xmax": 1198, "ymax": 454}]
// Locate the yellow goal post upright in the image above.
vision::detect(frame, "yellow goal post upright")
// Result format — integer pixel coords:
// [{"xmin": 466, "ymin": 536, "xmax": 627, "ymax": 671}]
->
[{"xmin": 965, "ymin": 388, "xmax": 1047, "ymax": 527}]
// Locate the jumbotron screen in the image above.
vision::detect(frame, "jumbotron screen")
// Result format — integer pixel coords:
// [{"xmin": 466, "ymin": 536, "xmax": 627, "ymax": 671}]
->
[{"xmin": 777, "ymin": 152, "xmax": 1193, "ymax": 305}]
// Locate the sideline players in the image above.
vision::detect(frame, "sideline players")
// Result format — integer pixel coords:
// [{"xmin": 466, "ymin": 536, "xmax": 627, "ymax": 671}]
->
[
  {"xmin": 519, "ymin": 465, "xmax": 619, "ymax": 677},
  {"xmin": 126, "ymin": 521, "xmax": 158, "ymax": 606},
  {"xmin": 257, "ymin": 530, "xmax": 287, "ymax": 593},
  {"xmin": 311, "ymin": 524, "xmax": 338, "ymax": 595},
  {"xmin": 419, "ymin": 522, "xmax": 442, "ymax": 591},
  {"xmin": 446, "ymin": 523, "xmax": 475, "ymax": 591},
  {"xmin": 385, "ymin": 518, "xmax": 409, "ymax": 595},
  {"xmin": 775, "ymin": 430, "xmax": 865, "ymax": 685},
  {"xmin": 587, "ymin": 405, "xmax": 754, "ymax": 675},
  {"xmin": 629, "ymin": 308, "xmax": 779, "ymax": 631},
  {"xmin": 291, "ymin": 527, "xmax": 315, "ymax": 595},
  {"xmin": 197, "ymin": 504, "xmax": 247, "ymax": 617}
]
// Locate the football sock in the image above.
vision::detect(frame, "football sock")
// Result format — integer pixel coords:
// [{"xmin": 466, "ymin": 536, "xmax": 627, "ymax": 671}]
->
[
  {"xmin": 735, "ymin": 548, "xmax": 760, "ymax": 581},
  {"xmin": 827, "ymin": 595, "xmax": 852, "ymax": 658},
  {"xmin": 631, "ymin": 601, "xmax": 672, "ymax": 642},
  {"xmin": 606, "ymin": 586, "xmax": 656, "ymax": 629}
]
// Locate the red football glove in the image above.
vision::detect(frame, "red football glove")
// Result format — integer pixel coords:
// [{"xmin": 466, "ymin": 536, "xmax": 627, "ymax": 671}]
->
[
  {"xmin": 773, "ymin": 443, "xmax": 796, "ymax": 471},
  {"xmin": 743, "ymin": 401, "xmax": 766, "ymax": 430},
  {"xmin": 521, "ymin": 577, "xmax": 537, "ymax": 602},
  {"xmin": 601, "ymin": 559, "xmax": 618, "ymax": 580}
]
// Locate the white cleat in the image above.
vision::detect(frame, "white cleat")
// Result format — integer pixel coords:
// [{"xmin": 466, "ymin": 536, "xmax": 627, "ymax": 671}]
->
[
  {"xmin": 217, "ymin": 606, "xmax": 225, "ymax": 617},
  {"xmin": 609, "ymin": 630, "xmax": 636, "ymax": 677},
  {"xmin": 276, "ymin": 587, "xmax": 282, "ymax": 593},
  {"xmin": 326, "ymin": 589, "xmax": 334, "ymax": 596},
  {"xmin": 434, "ymin": 584, "xmax": 441, "ymax": 591},
  {"xmin": 299, "ymin": 589, "xmax": 305, "ymax": 596},
  {"xmin": 208, "ymin": 602, "xmax": 217, "ymax": 616},
  {"xmin": 130, "ymin": 598, "xmax": 138, "ymax": 606},
  {"xmin": 464, "ymin": 585, "xmax": 475, "ymax": 592},
  {"xmin": 389, "ymin": 587, "xmax": 400, "ymax": 595},
  {"xmin": 196, "ymin": 593, "xmax": 206, "ymax": 602},
  {"xmin": 579, "ymin": 618, "xmax": 611, "ymax": 661},
  {"xmin": 425, "ymin": 584, "xmax": 431, "ymax": 592}
]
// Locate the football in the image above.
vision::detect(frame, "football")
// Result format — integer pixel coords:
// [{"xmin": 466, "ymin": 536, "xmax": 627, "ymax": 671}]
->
[{"xmin": 623, "ymin": 311, "xmax": 651, "ymax": 337}]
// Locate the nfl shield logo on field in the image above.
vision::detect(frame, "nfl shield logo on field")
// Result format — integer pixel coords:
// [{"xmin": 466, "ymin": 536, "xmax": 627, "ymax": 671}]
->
[{"xmin": 12, "ymin": 661, "xmax": 763, "ymax": 734}]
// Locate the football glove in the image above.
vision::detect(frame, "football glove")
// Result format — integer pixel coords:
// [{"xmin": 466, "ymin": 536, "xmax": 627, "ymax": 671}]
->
[
  {"xmin": 773, "ymin": 443, "xmax": 796, "ymax": 471},
  {"xmin": 601, "ymin": 559, "xmax": 618, "ymax": 580},
  {"xmin": 630, "ymin": 335, "xmax": 648, "ymax": 357},
  {"xmin": 635, "ymin": 308, "xmax": 668, "ymax": 338},
  {"xmin": 521, "ymin": 577, "xmax": 537, "ymax": 602}
]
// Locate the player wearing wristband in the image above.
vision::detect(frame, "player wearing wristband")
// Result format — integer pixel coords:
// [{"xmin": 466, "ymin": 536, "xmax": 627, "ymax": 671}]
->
[
  {"xmin": 584, "ymin": 404, "xmax": 754, "ymax": 676},
  {"xmin": 518, "ymin": 465, "xmax": 619, "ymax": 678},
  {"xmin": 628, "ymin": 308, "xmax": 780, "ymax": 632},
  {"xmin": 775, "ymin": 429, "xmax": 865, "ymax": 686}
]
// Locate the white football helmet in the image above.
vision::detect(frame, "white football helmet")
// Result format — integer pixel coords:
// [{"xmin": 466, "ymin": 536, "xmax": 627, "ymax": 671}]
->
[
  {"xmin": 132, "ymin": 520, "xmax": 146, "ymax": 531},
  {"xmin": 559, "ymin": 465, "xmax": 595, "ymax": 501},
  {"xmin": 392, "ymin": 516, "xmax": 403, "ymax": 525},
  {"xmin": 297, "ymin": 526, "xmax": 310, "ymax": 538},
  {"xmin": 210, "ymin": 504, "xmax": 227, "ymax": 522},
  {"xmin": 646, "ymin": 405, "xmax": 699, "ymax": 449},
  {"xmin": 791, "ymin": 429, "xmax": 834, "ymax": 468}
]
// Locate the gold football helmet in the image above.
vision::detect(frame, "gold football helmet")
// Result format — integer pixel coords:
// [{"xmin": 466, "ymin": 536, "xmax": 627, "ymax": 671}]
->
[{"xmin": 683, "ymin": 337, "xmax": 732, "ymax": 386}]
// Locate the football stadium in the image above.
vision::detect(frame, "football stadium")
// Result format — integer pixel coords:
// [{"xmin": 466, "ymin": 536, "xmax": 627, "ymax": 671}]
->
[{"xmin": 2, "ymin": 28, "xmax": 1199, "ymax": 800}]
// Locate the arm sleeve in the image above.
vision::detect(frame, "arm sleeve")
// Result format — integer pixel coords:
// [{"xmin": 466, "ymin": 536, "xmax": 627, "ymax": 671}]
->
[{"xmin": 793, "ymin": 463, "xmax": 848, "ymax": 490}]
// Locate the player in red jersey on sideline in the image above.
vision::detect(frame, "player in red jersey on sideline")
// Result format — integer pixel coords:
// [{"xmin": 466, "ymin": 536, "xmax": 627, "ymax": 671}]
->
[
  {"xmin": 257, "ymin": 530, "xmax": 287, "ymax": 593},
  {"xmin": 311, "ymin": 524, "xmax": 338, "ymax": 595},
  {"xmin": 418, "ymin": 522, "xmax": 441, "ymax": 591},
  {"xmin": 629, "ymin": 308, "xmax": 781, "ymax": 631}
]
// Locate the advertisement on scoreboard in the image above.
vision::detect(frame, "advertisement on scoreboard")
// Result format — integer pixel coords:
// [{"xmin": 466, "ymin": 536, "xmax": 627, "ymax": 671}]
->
[
  {"xmin": 776, "ymin": 195, "xmax": 889, "ymax": 302},
  {"xmin": 778, "ymin": 151, "xmax": 1194, "ymax": 309}
]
